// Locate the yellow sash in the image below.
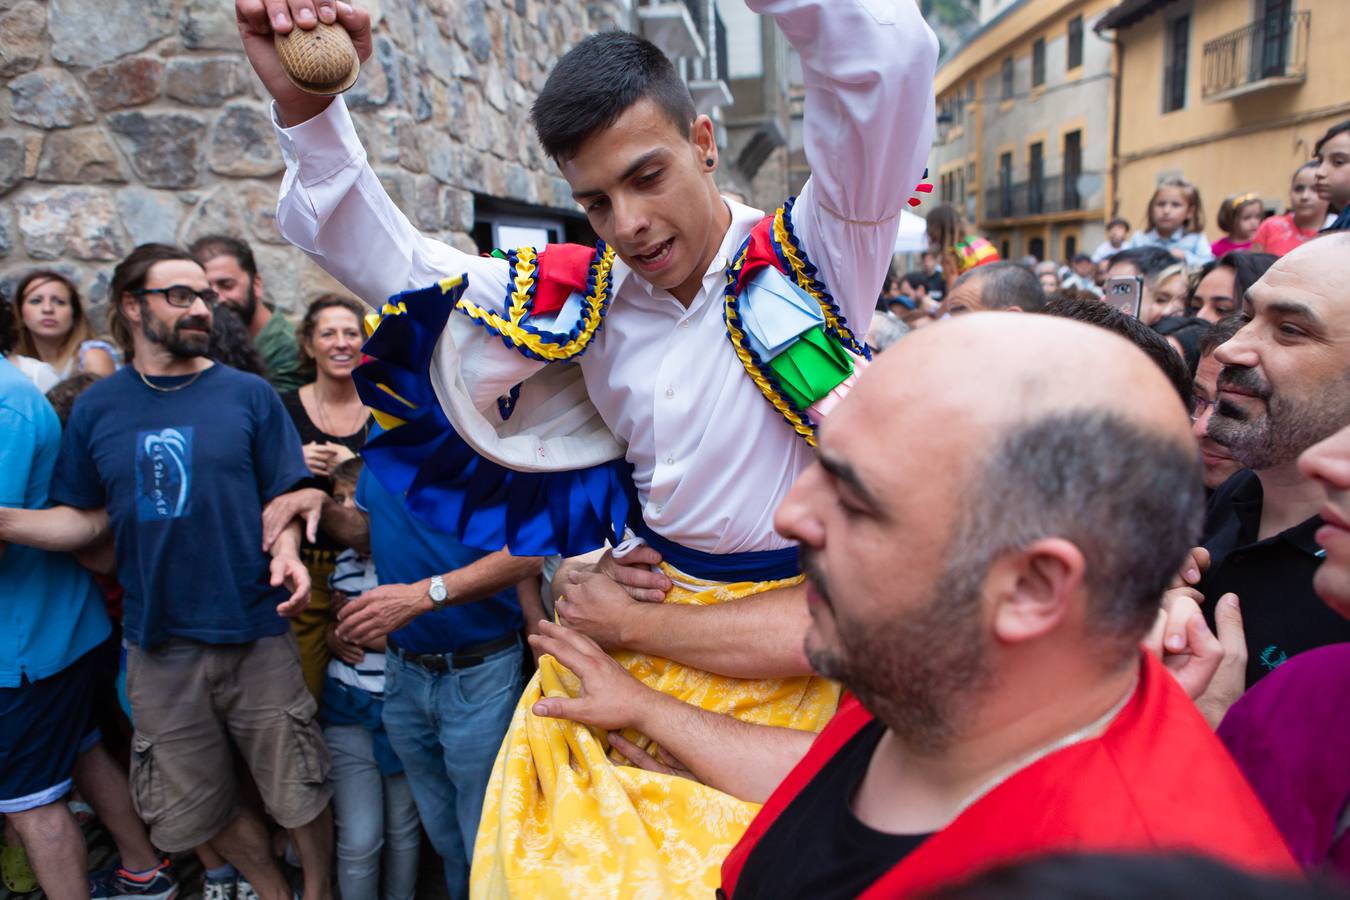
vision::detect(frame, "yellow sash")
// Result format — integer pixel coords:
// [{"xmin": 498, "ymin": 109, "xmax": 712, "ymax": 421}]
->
[{"xmin": 471, "ymin": 569, "xmax": 841, "ymax": 898}]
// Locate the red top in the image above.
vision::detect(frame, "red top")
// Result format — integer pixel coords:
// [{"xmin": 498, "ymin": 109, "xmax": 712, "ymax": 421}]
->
[
  {"xmin": 721, "ymin": 653, "xmax": 1297, "ymax": 898},
  {"xmin": 1251, "ymin": 213, "xmax": 1321, "ymax": 257}
]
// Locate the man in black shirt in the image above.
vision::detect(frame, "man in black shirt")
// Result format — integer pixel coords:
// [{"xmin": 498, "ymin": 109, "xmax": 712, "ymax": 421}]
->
[
  {"xmin": 1197, "ymin": 233, "xmax": 1350, "ymax": 688},
  {"xmin": 528, "ymin": 315, "xmax": 1291, "ymax": 898}
]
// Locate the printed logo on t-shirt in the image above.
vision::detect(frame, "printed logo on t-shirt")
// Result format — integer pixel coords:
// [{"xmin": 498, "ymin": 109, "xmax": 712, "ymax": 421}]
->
[{"xmin": 135, "ymin": 427, "xmax": 193, "ymax": 521}]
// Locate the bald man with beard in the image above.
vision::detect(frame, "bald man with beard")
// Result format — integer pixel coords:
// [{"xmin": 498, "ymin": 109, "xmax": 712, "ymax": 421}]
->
[{"xmin": 529, "ymin": 315, "xmax": 1297, "ymax": 899}]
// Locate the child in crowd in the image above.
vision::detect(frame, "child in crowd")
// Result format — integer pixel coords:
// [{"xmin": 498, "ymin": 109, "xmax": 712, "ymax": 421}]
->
[
  {"xmin": 925, "ymin": 204, "xmax": 1000, "ymax": 294},
  {"xmin": 1127, "ymin": 177, "xmax": 1214, "ymax": 267},
  {"xmin": 1210, "ymin": 192, "xmax": 1265, "ymax": 256},
  {"xmin": 1315, "ymin": 119, "xmax": 1350, "ymax": 232},
  {"xmin": 1091, "ymin": 217, "xmax": 1130, "ymax": 262},
  {"xmin": 320, "ymin": 458, "xmax": 420, "ymax": 900},
  {"xmin": 1252, "ymin": 162, "xmax": 1329, "ymax": 256}
]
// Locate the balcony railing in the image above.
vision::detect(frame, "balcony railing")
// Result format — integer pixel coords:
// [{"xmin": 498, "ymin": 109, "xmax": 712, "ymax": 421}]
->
[
  {"xmin": 983, "ymin": 172, "xmax": 1102, "ymax": 221},
  {"xmin": 1202, "ymin": 10, "xmax": 1309, "ymax": 101}
]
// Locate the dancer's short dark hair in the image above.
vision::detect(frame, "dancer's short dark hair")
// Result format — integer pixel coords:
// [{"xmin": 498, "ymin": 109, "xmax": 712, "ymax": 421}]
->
[{"xmin": 532, "ymin": 31, "xmax": 696, "ymax": 162}]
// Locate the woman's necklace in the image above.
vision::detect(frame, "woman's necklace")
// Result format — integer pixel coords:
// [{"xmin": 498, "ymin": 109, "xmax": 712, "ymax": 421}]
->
[
  {"xmin": 313, "ymin": 383, "xmax": 368, "ymax": 437},
  {"xmin": 138, "ymin": 367, "xmax": 205, "ymax": 393}
]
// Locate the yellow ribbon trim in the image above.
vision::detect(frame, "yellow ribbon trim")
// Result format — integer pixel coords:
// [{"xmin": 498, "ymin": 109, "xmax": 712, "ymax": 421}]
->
[
  {"xmin": 772, "ymin": 208, "xmax": 849, "ymax": 341},
  {"xmin": 454, "ymin": 246, "xmax": 616, "ymax": 361}
]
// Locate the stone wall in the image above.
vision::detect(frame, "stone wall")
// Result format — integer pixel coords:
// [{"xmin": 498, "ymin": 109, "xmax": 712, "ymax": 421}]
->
[{"xmin": 0, "ymin": 0, "xmax": 630, "ymax": 324}]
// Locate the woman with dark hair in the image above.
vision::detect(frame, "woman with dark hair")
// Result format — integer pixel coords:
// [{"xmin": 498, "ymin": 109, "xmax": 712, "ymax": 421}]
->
[
  {"xmin": 1252, "ymin": 162, "xmax": 1328, "ymax": 256},
  {"xmin": 12, "ymin": 270, "xmax": 118, "ymax": 378},
  {"xmin": 1152, "ymin": 315, "xmax": 1214, "ymax": 379},
  {"xmin": 1188, "ymin": 251, "xmax": 1278, "ymax": 323},
  {"xmin": 207, "ymin": 303, "xmax": 269, "ymax": 378},
  {"xmin": 279, "ymin": 293, "xmax": 372, "ymax": 699}
]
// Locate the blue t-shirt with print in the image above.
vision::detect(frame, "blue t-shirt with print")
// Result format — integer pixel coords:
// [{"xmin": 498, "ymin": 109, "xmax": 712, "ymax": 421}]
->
[
  {"xmin": 0, "ymin": 357, "xmax": 110, "ymax": 687},
  {"xmin": 50, "ymin": 364, "xmax": 309, "ymax": 648},
  {"xmin": 357, "ymin": 468, "xmax": 522, "ymax": 655}
]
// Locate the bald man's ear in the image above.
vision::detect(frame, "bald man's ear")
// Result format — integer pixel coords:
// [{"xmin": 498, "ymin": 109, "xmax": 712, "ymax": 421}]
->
[{"xmin": 987, "ymin": 538, "xmax": 1085, "ymax": 645}]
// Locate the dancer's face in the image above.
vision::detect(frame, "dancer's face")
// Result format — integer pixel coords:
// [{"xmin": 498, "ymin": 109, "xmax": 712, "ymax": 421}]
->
[{"xmin": 561, "ymin": 98, "xmax": 725, "ymax": 302}]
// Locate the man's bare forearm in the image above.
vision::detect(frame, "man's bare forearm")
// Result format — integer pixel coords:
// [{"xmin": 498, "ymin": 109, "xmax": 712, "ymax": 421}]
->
[
  {"xmin": 445, "ymin": 551, "xmax": 544, "ymax": 606},
  {"xmin": 633, "ymin": 690, "xmax": 816, "ymax": 803},
  {"xmin": 320, "ymin": 499, "xmax": 370, "ymax": 554},
  {"xmin": 271, "ymin": 520, "xmax": 303, "ymax": 560},
  {"xmin": 623, "ymin": 584, "xmax": 814, "ymax": 678},
  {"xmin": 0, "ymin": 505, "xmax": 108, "ymax": 553}
]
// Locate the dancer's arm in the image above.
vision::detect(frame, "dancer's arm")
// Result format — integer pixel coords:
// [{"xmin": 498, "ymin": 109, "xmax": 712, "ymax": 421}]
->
[
  {"xmin": 237, "ymin": 0, "xmax": 539, "ymax": 409},
  {"xmin": 754, "ymin": 0, "xmax": 938, "ymax": 328},
  {"xmin": 529, "ymin": 621, "xmax": 817, "ymax": 803}
]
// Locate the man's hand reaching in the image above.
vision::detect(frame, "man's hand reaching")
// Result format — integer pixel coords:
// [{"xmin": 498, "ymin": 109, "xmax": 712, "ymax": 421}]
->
[{"xmin": 529, "ymin": 620, "xmax": 653, "ymax": 732}]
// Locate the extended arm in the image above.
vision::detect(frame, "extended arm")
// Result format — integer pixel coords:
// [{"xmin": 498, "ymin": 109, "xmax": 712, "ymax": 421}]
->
[
  {"xmin": 0, "ymin": 505, "xmax": 108, "ymax": 553},
  {"xmin": 754, "ymin": 0, "xmax": 939, "ymax": 327},
  {"xmin": 337, "ymin": 550, "xmax": 544, "ymax": 645},
  {"xmin": 261, "ymin": 487, "xmax": 369, "ymax": 554},
  {"xmin": 555, "ymin": 561, "xmax": 813, "ymax": 678},
  {"xmin": 530, "ymin": 621, "xmax": 816, "ymax": 802}
]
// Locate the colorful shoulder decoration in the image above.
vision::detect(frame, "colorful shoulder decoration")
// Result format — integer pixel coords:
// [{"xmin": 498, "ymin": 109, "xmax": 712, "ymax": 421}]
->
[
  {"xmin": 953, "ymin": 235, "xmax": 1001, "ymax": 273},
  {"xmin": 454, "ymin": 242, "xmax": 616, "ymax": 362},
  {"xmin": 353, "ymin": 273, "xmax": 635, "ymax": 558},
  {"xmin": 723, "ymin": 197, "xmax": 872, "ymax": 448}
]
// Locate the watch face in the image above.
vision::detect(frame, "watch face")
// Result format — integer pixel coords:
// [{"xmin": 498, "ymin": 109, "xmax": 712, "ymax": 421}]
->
[{"xmin": 430, "ymin": 578, "xmax": 448, "ymax": 602}]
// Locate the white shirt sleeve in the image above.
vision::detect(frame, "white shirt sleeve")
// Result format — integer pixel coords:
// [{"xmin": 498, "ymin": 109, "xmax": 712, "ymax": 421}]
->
[
  {"xmin": 749, "ymin": 0, "xmax": 939, "ymax": 332},
  {"xmin": 271, "ymin": 97, "xmax": 543, "ymax": 409}
]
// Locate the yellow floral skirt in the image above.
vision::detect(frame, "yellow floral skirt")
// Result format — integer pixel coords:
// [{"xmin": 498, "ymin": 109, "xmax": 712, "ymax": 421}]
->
[{"xmin": 470, "ymin": 568, "xmax": 841, "ymax": 899}]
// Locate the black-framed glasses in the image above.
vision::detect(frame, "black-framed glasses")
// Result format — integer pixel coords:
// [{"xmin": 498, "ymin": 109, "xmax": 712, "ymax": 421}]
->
[{"xmin": 133, "ymin": 285, "xmax": 219, "ymax": 308}]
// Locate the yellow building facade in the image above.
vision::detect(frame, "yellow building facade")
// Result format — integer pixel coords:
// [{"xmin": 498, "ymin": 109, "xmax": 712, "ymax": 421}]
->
[
  {"xmin": 930, "ymin": 0, "xmax": 1119, "ymax": 263},
  {"xmin": 1098, "ymin": 0, "xmax": 1350, "ymax": 235}
]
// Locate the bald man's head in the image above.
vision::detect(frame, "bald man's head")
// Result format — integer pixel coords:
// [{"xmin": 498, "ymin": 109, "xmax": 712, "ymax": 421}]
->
[{"xmin": 776, "ymin": 315, "xmax": 1203, "ymax": 748}]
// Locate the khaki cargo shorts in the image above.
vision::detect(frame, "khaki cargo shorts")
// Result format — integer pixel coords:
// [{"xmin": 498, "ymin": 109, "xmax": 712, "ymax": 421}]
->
[{"xmin": 126, "ymin": 632, "xmax": 333, "ymax": 852}]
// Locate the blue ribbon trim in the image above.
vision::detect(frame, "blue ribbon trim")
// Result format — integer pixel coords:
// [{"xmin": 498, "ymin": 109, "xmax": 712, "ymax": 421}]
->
[
  {"xmin": 634, "ymin": 521, "xmax": 801, "ymax": 583},
  {"xmin": 353, "ymin": 278, "xmax": 634, "ymax": 557}
]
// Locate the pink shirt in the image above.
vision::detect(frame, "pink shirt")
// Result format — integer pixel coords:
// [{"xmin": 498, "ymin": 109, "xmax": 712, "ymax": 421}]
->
[
  {"xmin": 1251, "ymin": 213, "xmax": 1320, "ymax": 257},
  {"xmin": 1210, "ymin": 236, "xmax": 1252, "ymax": 257}
]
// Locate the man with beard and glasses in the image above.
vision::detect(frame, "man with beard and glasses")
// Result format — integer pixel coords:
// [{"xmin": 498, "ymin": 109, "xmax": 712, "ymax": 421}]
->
[
  {"xmin": 526, "ymin": 315, "xmax": 1295, "ymax": 899},
  {"xmin": 1189, "ymin": 233, "xmax": 1350, "ymax": 691},
  {"xmin": 0, "ymin": 243, "xmax": 335, "ymax": 900},
  {"xmin": 1191, "ymin": 315, "xmax": 1245, "ymax": 493},
  {"xmin": 189, "ymin": 234, "xmax": 305, "ymax": 392}
]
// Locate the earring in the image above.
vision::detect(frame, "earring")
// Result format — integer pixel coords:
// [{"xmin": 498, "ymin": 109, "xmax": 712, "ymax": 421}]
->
[{"xmin": 706, "ymin": 158, "xmax": 715, "ymax": 167}]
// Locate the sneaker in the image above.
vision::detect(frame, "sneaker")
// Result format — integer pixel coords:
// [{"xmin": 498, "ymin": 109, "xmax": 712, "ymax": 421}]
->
[
  {"xmin": 89, "ymin": 858, "xmax": 178, "ymax": 900},
  {"xmin": 202, "ymin": 873, "xmax": 237, "ymax": 900},
  {"xmin": 234, "ymin": 878, "xmax": 260, "ymax": 900}
]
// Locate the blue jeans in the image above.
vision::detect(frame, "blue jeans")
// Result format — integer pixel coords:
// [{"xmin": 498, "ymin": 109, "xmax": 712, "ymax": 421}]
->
[
  {"xmin": 322, "ymin": 723, "xmax": 420, "ymax": 900},
  {"xmin": 381, "ymin": 640, "xmax": 523, "ymax": 898}
]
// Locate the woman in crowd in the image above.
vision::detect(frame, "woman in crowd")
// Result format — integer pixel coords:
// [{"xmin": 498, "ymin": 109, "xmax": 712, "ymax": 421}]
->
[
  {"xmin": 1152, "ymin": 316, "xmax": 1213, "ymax": 379},
  {"xmin": 12, "ymin": 270, "xmax": 118, "ymax": 380},
  {"xmin": 926, "ymin": 203, "xmax": 1000, "ymax": 293},
  {"xmin": 1141, "ymin": 261, "xmax": 1190, "ymax": 326},
  {"xmin": 1188, "ymin": 252, "xmax": 1277, "ymax": 323},
  {"xmin": 1210, "ymin": 192, "xmax": 1265, "ymax": 257},
  {"xmin": 1251, "ymin": 162, "xmax": 1328, "ymax": 256},
  {"xmin": 280, "ymin": 294, "xmax": 372, "ymax": 698},
  {"xmin": 1127, "ymin": 177, "xmax": 1214, "ymax": 267}
]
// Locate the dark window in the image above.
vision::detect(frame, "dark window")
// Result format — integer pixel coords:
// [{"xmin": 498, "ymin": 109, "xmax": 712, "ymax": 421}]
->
[
  {"xmin": 1029, "ymin": 236, "xmax": 1046, "ymax": 262},
  {"xmin": 1000, "ymin": 239, "xmax": 1011, "ymax": 259},
  {"xmin": 1029, "ymin": 142, "xmax": 1044, "ymax": 215},
  {"xmin": 1163, "ymin": 15, "xmax": 1190, "ymax": 113},
  {"xmin": 998, "ymin": 151, "xmax": 1013, "ymax": 217},
  {"xmin": 1032, "ymin": 38, "xmax": 1046, "ymax": 87},
  {"xmin": 1065, "ymin": 234, "xmax": 1078, "ymax": 260},
  {"xmin": 1259, "ymin": 0, "xmax": 1293, "ymax": 77},
  {"xmin": 1063, "ymin": 129, "xmax": 1083, "ymax": 210},
  {"xmin": 1001, "ymin": 57, "xmax": 1014, "ymax": 99},
  {"xmin": 1067, "ymin": 15, "xmax": 1084, "ymax": 70}
]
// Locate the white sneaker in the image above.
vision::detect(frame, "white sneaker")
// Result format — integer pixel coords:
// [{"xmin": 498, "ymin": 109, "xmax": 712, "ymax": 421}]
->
[
  {"xmin": 202, "ymin": 876, "xmax": 237, "ymax": 900},
  {"xmin": 233, "ymin": 879, "xmax": 258, "ymax": 900}
]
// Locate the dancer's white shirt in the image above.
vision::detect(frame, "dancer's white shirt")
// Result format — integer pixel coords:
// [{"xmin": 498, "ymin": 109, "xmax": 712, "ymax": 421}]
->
[{"xmin": 272, "ymin": 0, "xmax": 937, "ymax": 554}]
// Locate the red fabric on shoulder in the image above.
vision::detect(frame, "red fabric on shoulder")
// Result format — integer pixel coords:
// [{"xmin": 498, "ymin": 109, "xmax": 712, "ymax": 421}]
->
[
  {"xmin": 732, "ymin": 215, "xmax": 788, "ymax": 295},
  {"xmin": 532, "ymin": 244, "xmax": 599, "ymax": 317},
  {"xmin": 723, "ymin": 655, "xmax": 1297, "ymax": 899},
  {"xmin": 719, "ymin": 695, "xmax": 874, "ymax": 897}
]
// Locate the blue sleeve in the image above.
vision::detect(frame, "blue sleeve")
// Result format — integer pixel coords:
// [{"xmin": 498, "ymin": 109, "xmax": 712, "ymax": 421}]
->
[
  {"xmin": 1184, "ymin": 233, "xmax": 1215, "ymax": 267},
  {"xmin": 252, "ymin": 382, "xmax": 310, "ymax": 502},
  {"xmin": 0, "ymin": 406, "xmax": 38, "ymax": 507},
  {"xmin": 49, "ymin": 403, "xmax": 105, "ymax": 510}
]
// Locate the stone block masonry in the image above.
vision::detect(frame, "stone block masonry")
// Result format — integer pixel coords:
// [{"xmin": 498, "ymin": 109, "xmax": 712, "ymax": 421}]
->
[{"xmin": 1, "ymin": 0, "xmax": 628, "ymax": 326}]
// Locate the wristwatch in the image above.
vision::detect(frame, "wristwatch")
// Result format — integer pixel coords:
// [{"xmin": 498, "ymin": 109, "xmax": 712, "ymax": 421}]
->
[{"xmin": 428, "ymin": 575, "xmax": 448, "ymax": 611}]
